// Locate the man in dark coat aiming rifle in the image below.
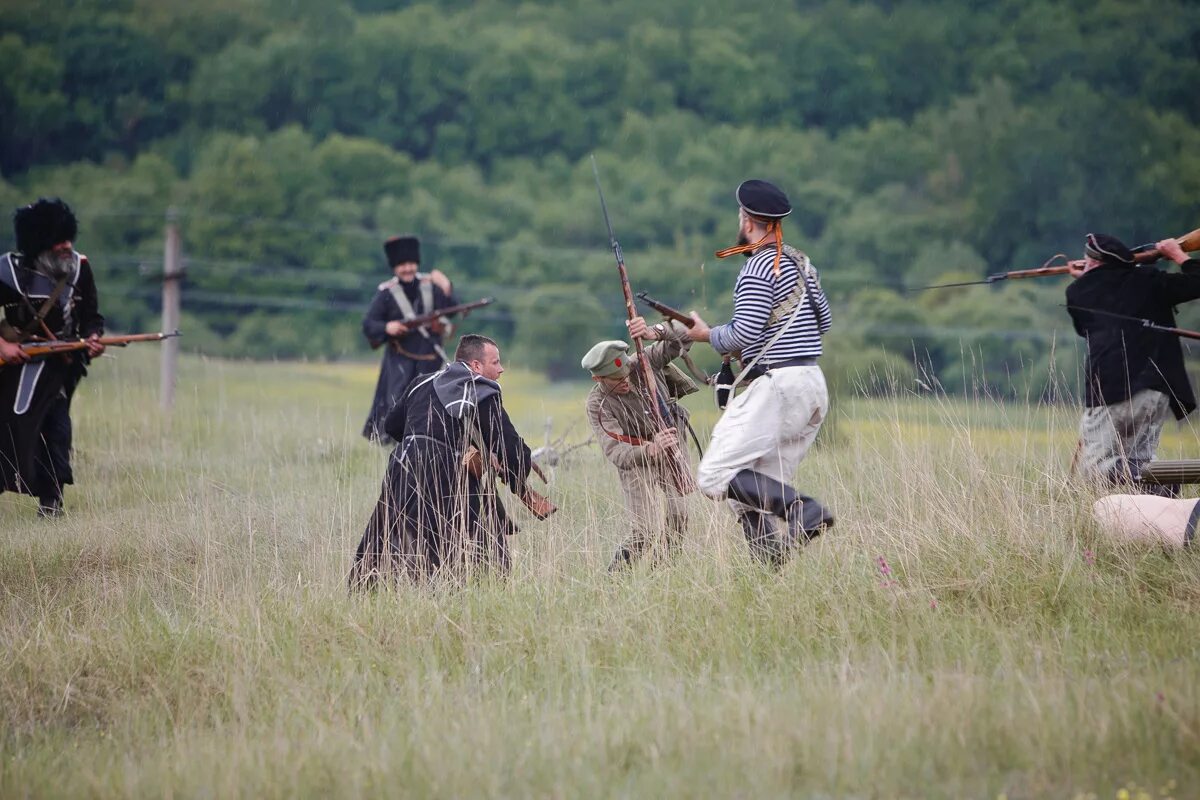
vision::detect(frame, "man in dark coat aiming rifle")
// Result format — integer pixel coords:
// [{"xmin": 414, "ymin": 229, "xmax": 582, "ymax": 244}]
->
[
  {"xmin": 361, "ymin": 235, "xmax": 458, "ymax": 444},
  {"xmin": 1066, "ymin": 233, "xmax": 1200, "ymax": 488},
  {"xmin": 349, "ymin": 334, "xmax": 554, "ymax": 589},
  {"xmin": 0, "ymin": 198, "xmax": 105, "ymax": 517}
]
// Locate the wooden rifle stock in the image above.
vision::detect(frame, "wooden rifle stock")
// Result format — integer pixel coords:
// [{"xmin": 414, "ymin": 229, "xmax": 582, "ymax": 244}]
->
[
  {"xmin": 1, "ymin": 331, "xmax": 181, "ymax": 366},
  {"xmin": 592, "ymin": 157, "xmax": 696, "ymax": 496},
  {"xmin": 635, "ymin": 292, "xmax": 695, "ymax": 328},
  {"xmin": 462, "ymin": 445, "xmax": 557, "ymax": 519},
  {"xmin": 520, "ymin": 486, "xmax": 557, "ymax": 520}
]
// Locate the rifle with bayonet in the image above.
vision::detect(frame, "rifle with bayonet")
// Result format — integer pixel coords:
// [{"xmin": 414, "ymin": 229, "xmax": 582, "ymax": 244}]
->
[
  {"xmin": 908, "ymin": 227, "xmax": 1200, "ymax": 292},
  {"xmin": 0, "ymin": 331, "xmax": 181, "ymax": 366},
  {"xmin": 375, "ymin": 297, "xmax": 494, "ymax": 350},
  {"xmin": 591, "ymin": 156, "xmax": 697, "ymax": 495}
]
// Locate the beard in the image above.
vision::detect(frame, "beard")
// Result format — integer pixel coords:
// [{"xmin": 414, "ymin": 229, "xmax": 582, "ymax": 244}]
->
[
  {"xmin": 34, "ymin": 249, "xmax": 76, "ymax": 279},
  {"xmin": 735, "ymin": 228, "xmax": 750, "ymax": 247}
]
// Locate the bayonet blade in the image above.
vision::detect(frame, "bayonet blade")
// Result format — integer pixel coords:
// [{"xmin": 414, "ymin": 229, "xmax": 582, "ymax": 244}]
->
[{"xmin": 590, "ymin": 155, "xmax": 623, "ymax": 262}]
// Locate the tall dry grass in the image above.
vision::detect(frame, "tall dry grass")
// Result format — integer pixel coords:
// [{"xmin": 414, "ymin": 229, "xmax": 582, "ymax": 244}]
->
[{"xmin": 1, "ymin": 351, "xmax": 1198, "ymax": 798}]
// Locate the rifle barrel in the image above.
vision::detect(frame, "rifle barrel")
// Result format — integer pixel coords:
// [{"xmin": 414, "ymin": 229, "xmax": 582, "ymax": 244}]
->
[
  {"xmin": 1063, "ymin": 305, "xmax": 1200, "ymax": 341},
  {"xmin": 906, "ymin": 278, "xmax": 996, "ymax": 292}
]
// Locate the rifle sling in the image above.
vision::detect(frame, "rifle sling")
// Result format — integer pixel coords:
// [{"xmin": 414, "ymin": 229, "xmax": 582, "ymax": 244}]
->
[{"xmin": 679, "ymin": 352, "xmax": 709, "ymax": 384}]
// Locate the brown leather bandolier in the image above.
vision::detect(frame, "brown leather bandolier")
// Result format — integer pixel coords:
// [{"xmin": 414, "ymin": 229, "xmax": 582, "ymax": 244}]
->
[{"xmin": 15, "ymin": 275, "xmax": 71, "ymax": 342}]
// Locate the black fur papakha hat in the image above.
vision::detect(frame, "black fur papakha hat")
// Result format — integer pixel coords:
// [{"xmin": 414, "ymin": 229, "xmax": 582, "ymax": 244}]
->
[
  {"xmin": 735, "ymin": 180, "xmax": 792, "ymax": 220},
  {"xmin": 383, "ymin": 235, "xmax": 420, "ymax": 267},
  {"xmin": 13, "ymin": 198, "xmax": 78, "ymax": 257},
  {"xmin": 1085, "ymin": 233, "xmax": 1135, "ymax": 265}
]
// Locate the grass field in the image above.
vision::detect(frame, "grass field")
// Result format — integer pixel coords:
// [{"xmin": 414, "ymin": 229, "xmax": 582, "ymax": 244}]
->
[{"xmin": 2, "ymin": 350, "xmax": 1199, "ymax": 798}]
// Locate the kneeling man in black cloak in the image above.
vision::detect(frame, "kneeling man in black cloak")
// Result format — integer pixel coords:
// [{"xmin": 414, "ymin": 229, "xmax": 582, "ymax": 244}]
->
[{"xmin": 349, "ymin": 334, "xmax": 554, "ymax": 588}]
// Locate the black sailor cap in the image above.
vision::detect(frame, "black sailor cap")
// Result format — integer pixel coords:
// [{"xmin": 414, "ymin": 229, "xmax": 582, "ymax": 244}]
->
[
  {"xmin": 1084, "ymin": 232, "xmax": 1134, "ymax": 265},
  {"xmin": 735, "ymin": 179, "xmax": 791, "ymax": 220}
]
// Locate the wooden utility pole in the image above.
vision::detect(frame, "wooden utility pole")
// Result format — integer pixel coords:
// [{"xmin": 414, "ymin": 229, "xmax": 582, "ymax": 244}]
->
[{"xmin": 160, "ymin": 208, "xmax": 182, "ymax": 411}]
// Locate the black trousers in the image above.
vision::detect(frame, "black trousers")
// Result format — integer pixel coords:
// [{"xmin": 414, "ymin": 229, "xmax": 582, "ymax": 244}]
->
[{"xmin": 33, "ymin": 389, "xmax": 76, "ymax": 503}]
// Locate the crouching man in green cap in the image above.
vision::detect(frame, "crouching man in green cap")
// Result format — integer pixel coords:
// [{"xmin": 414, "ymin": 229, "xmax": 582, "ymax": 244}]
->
[{"xmin": 582, "ymin": 318, "xmax": 698, "ymax": 570}]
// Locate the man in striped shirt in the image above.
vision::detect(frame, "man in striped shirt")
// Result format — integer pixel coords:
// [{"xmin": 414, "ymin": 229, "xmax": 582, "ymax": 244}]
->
[{"xmin": 683, "ymin": 179, "xmax": 835, "ymax": 566}]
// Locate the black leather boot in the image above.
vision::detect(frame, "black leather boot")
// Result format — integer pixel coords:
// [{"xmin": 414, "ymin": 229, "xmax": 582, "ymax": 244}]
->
[
  {"xmin": 794, "ymin": 493, "xmax": 835, "ymax": 542},
  {"xmin": 727, "ymin": 469, "xmax": 834, "ymax": 548},
  {"xmin": 608, "ymin": 546, "xmax": 635, "ymax": 572},
  {"xmin": 737, "ymin": 510, "xmax": 787, "ymax": 568},
  {"xmin": 608, "ymin": 535, "xmax": 651, "ymax": 572}
]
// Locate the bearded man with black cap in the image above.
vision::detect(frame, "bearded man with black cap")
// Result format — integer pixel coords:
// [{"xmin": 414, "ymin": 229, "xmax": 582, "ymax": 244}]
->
[
  {"xmin": 1, "ymin": 198, "xmax": 105, "ymax": 517},
  {"xmin": 361, "ymin": 235, "xmax": 457, "ymax": 443},
  {"xmin": 1066, "ymin": 233, "xmax": 1200, "ymax": 487},
  {"xmin": 679, "ymin": 179, "xmax": 834, "ymax": 567}
]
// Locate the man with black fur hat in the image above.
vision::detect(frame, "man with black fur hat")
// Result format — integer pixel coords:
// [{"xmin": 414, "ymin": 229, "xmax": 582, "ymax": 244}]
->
[
  {"xmin": 1066, "ymin": 233, "xmax": 1200, "ymax": 487},
  {"xmin": 679, "ymin": 179, "xmax": 835, "ymax": 567},
  {"xmin": 1, "ymin": 198, "xmax": 105, "ymax": 517},
  {"xmin": 361, "ymin": 234, "xmax": 457, "ymax": 443}
]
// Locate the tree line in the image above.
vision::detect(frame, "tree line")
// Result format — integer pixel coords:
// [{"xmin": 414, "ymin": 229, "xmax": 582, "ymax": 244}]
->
[{"xmin": 2, "ymin": 0, "xmax": 1198, "ymax": 395}]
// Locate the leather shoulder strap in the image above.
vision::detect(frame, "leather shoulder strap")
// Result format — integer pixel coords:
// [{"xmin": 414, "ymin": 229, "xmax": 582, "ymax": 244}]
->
[
  {"xmin": 18, "ymin": 275, "xmax": 71, "ymax": 341},
  {"xmin": 386, "ymin": 282, "xmax": 419, "ymax": 320}
]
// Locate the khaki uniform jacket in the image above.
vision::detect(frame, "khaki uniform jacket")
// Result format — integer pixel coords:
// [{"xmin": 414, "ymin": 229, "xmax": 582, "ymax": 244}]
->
[{"xmin": 586, "ymin": 327, "xmax": 696, "ymax": 471}]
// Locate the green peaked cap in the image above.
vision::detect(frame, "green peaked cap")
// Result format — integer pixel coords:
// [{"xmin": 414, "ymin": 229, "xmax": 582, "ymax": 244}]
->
[{"xmin": 581, "ymin": 340, "xmax": 633, "ymax": 378}]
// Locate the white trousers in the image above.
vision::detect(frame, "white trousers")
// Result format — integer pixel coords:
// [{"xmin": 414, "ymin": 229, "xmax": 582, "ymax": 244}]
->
[{"xmin": 696, "ymin": 365, "xmax": 828, "ymax": 500}]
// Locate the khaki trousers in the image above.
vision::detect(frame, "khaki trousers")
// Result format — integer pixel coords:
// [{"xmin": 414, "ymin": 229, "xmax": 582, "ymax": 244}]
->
[{"xmin": 613, "ymin": 460, "xmax": 690, "ymax": 565}]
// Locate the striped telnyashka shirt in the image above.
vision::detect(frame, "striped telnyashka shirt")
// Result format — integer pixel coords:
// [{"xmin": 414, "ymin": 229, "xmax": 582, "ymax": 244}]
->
[{"xmin": 708, "ymin": 245, "xmax": 832, "ymax": 363}]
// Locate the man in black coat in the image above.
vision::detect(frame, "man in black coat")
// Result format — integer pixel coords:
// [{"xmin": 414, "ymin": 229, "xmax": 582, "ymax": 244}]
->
[
  {"xmin": 0, "ymin": 198, "xmax": 105, "ymax": 516},
  {"xmin": 349, "ymin": 335, "xmax": 552, "ymax": 589},
  {"xmin": 1065, "ymin": 233, "xmax": 1200, "ymax": 487},
  {"xmin": 361, "ymin": 235, "xmax": 457, "ymax": 443}
]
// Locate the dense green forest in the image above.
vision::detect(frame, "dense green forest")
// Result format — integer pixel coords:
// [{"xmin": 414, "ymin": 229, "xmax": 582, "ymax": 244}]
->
[{"xmin": 2, "ymin": 0, "xmax": 1198, "ymax": 394}]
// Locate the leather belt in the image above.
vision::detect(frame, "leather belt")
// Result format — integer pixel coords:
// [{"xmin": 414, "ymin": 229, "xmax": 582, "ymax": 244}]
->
[{"xmin": 742, "ymin": 356, "xmax": 818, "ymax": 384}]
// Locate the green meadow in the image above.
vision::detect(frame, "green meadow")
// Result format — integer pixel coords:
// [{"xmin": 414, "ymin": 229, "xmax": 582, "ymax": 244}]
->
[{"xmin": 2, "ymin": 350, "xmax": 1198, "ymax": 798}]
